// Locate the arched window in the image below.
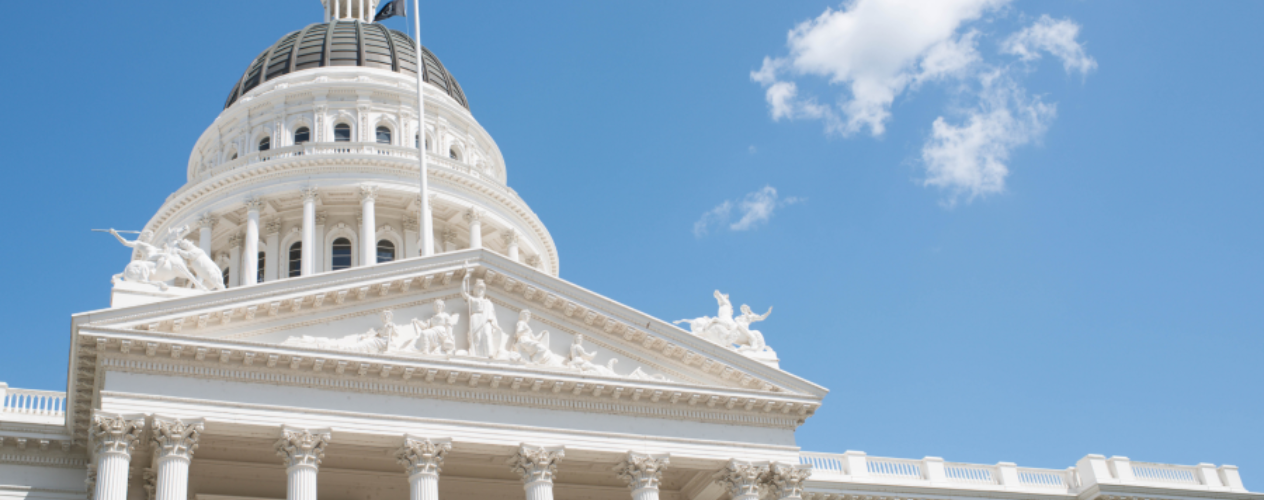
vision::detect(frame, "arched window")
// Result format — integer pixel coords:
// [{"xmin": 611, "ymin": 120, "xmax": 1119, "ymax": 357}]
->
[
  {"xmin": 294, "ymin": 127, "xmax": 310, "ymax": 144},
  {"xmin": 449, "ymin": 148, "xmax": 459, "ymax": 160},
  {"xmin": 377, "ymin": 240, "xmax": 396, "ymax": 264},
  {"xmin": 288, "ymin": 242, "xmax": 302, "ymax": 278},
  {"xmin": 376, "ymin": 127, "xmax": 392, "ymax": 145},
  {"xmin": 331, "ymin": 238, "xmax": 352, "ymax": 270},
  {"xmin": 229, "ymin": 151, "xmax": 238, "ymax": 161},
  {"xmin": 222, "ymin": 267, "xmax": 231, "ymax": 289},
  {"xmin": 258, "ymin": 136, "xmax": 270, "ymax": 152},
  {"xmin": 257, "ymin": 252, "xmax": 266, "ymax": 283},
  {"xmin": 334, "ymin": 124, "xmax": 352, "ymax": 142}
]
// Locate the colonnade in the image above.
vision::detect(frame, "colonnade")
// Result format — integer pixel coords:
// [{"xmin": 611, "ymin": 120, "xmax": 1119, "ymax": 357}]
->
[
  {"xmin": 88, "ymin": 413, "xmax": 811, "ymax": 500},
  {"xmin": 204, "ymin": 186, "xmax": 525, "ymax": 288}
]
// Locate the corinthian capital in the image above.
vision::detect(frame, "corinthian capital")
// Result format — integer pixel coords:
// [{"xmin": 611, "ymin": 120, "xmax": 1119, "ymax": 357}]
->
[
  {"xmin": 302, "ymin": 187, "xmax": 320, "ymax": 203},
  {"xmin": 502, "ymin": 230, "xmax": 520, "ymax": 246},
  {"xmin": 508, "ymin": 444, "xmax": 564, "ymax": 485},
  {"xmin": 359, "ymin": 185, "xmax": 380, "ymax": 203},
  {"xmin": 275, "ymin": 426, "xmax": 331, "ymax": 469},
  {"xmin": 90, "ymin": 413, "xmax": 146, "ymax": 457},
  {"xmin": 245, "ymin": 197, "xmax": 266, "ymax": 212},
  {"xmin": 395, "ymin": 436, "xmax": 451, "ymax": 477},
  {"xmin": 197, "ymin": 215, "xmax": 217, "ymax": 230},
  {"xmin": 150, "ymin": 416, "xmax": 204, "ymax": 461},
  {"xmin": 464, "ymin": 207, "xmax": 483, "ymax": 224},
  {"xmin": 767, "ymin": 462, "xmax": 812, "ymax": 500},
  {"xmin": 713, "ymin": 460, "xmax": 769, "ymax": 499},
  {"xmin": 614, "ymin": 452, "xmax": 670, "ymax": 492}
]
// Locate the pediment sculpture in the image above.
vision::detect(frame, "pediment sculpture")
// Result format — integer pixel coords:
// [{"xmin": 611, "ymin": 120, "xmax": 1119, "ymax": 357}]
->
[
  {"xmin": 108, "ymin": 227, "xmax": 225, "ymax": 291},
  {"xmin": 674, "ymin": 290, "xmax": 776, "ymax": 360},
  {"xmin": 281, "ymin": 299, "xmax": 666, "ymax": 381}
]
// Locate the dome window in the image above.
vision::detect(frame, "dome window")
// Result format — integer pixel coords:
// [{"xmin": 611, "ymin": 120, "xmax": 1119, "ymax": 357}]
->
[
  {"xmin": 376, "ymin": 127, "xmax": 392, "ymax": 145},
  {"xmin": 288, "ymin": 242, "xmax": 302, "ymax": 278},
  {"xmin": 221, "ymin": 267, "xmax": 231, "ymax": 289},
  {"xmin": 259, "ymin": 137, "xmax": 270, "ymax": 152},
  {"xmin": 377, "ymin": 240, "xmax": 396, "ymax": 264},
  {"xmin": 294, "ymin": 127, "xmax": 310, "ymax": 144},
  {"xmin": 256, "ymin": 252, "xmax": 266, "ymax": 283},
  {"xmin": 449, "ymin": 148, "xmax": 459, "ymax": 160},
  {"xmin": 334, "ymin": 124, "xmax": 352, "ymax": 142},
  {"xmin": 332, "ymin": 238, "xmax": 352, "ymax": 270}
]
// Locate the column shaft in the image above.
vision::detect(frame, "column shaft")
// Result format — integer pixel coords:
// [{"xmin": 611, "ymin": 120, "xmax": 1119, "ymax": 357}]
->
[
  {"xmin": 94, "ymin": 452, "xmax": 131, "ymax": 500},
  {"xmin": 360, "ymin": 187, "xmax": 378, "ymax": 266},
  {"xmin": 243, "ymin": 202, "xmax": 261, "ymax": 286},
  {"xmin": 153, "ymin": 456, "xmax": 190, "ymax": 500},
  {"xmin": 287, "ymin": 465, "xmax": 318, "ymax": 500},
  {"xmin": 409, "ymin": 473, "xmax": 439, "ymax": 500},
  {"xmin": 198, "ymin": 222, "xmax": 213, "ymax": 257},
  {"xmin": 524, "ymin": 481, "xmax": 554, "ymax": 500}
]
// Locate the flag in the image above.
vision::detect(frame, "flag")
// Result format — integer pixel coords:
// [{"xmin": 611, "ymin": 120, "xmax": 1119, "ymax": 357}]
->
[{"xmin": 374, "ymin": 0, "xmax": 406, "ymax": 22}]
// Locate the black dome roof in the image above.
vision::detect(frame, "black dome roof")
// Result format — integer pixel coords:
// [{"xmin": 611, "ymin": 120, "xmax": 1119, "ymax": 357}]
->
[{"xmin": 224, "ymin": 20, "xmax": 468, "ymax": 110}]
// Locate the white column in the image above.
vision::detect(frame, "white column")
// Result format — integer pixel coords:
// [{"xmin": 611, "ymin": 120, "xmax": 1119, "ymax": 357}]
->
[
  {"xmin": 503, "ymin": 230, "xmax": 520, "ymax": 261},
  {"xmin": 151, "ymin": 416, "xmax": 204, "ymax": 500},
  {"xmin": 714, "ymin": 460, "xmax": 769, "ymax": 500},
  {"xmin": 509, "ymin": 445, "xmax": 564, "ymax": 500},
  {"xmin": 464, "ymin": 208, "xmax": 483, "ymax": 249},
  {"xmin": 197, "ymin": 215, "xmax": 215, "ymax": 257},
  {"xmin": 314, "ymin": 213, "xmax": 327, "ymax": 273},
  {"xmin": 360, "ymin": 186, "xmax": 379, "ymax": 266},
  {"xmin": 441, "ymin": 228, "xmax": 457, "ymax": 253},
  {"xmin": 265, "ymin": 219, "xmax": 281, "ymax": 282},
  {"xmin": 243, "ymin": 199, "xmax": 263, "ymax": 286},
  {"xmin": 767, "ymin": 462, "xmax": 812, "ymax": 500},
  {"xmin": 90, "ymin": 413, "xmax": 146, "ymax": 500},
  {"xmin": 615, "ymin": 453, "xmax": 669, "ymax": 500},
  {"xmin": 301, "ymin": 188, "xmax": 318, "ymax": 276},
  {"xmin": 275, "ymin": 427, "xmax": 331, "ymax": 500},
  {"xmin": 396, "ymin": 436, "xmax": 451, "ymax": 500}
]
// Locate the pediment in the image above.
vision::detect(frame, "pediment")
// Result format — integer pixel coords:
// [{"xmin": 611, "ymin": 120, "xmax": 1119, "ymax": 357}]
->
[{"xmin": 75, "ymin": 250, "xmax": 828, "ymax": 402}]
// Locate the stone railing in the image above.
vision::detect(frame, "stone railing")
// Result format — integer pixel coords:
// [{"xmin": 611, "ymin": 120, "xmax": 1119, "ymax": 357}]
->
[
  {"xmin": 800, "ymin": 451, "xmax": 1248, "ymax": 495},
  {"xmin": 0, "ymin": 383, "xmax": 66, "ymax": 426}
]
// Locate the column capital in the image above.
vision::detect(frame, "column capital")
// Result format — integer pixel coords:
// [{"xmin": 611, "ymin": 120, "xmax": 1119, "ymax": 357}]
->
[
  {"xmin": 509, "ymin": 444, "xmax": 564, "ymax": 485},
  {"xmin": 403, "ymin": 216, "xmax": 420, "ymax": 232},
  {"xmin": 526, "ymin": 255, "xmax": 541, "ymax": 268},
  {"xmin": 245, "ymin": 198, "xmax": 266, "ymax": 212},
  {"xmin": 90, "ymin": 412, "xmax": 146, "ymax": 458},
  {"xmin": 395, "ymin": 436, "xmax": 451, "ymax": 477},
  {"xmin": 150, "ymin": 416, "xmax": 204, "ymax": 461},
  {"xmin": 197, "ymin": 215, "xmax": 217, "ymax": 230},
  {"xmin": 614, "ymin": 452, "xmax": 670, "ymax": 492},
  {"xmin": 275, "ymin": 427, "xmax": 331, "ymax": 470},
  {"xmin": 502, "ymin": 230, "xmax": 520, "ymax": 246},
  {"xmin": 316, "ymin": 212, "xmax": 328, "ymax": 225},
  {"xmin": 266, "ymin": 218, "xmax": 282, "ymax": 235},
  {"xmin": 713, "ymin": 460, "xmax": 769, "ymax": 500},
  {"xmin": 229, "ymin": 233, "xmax": 244, "ymax": 248},
  {"xmin": 360, "ymin": 185, "xmax": 380, "ymax": 203},
  {"xmin": 464, "ymin": 207, "xmax": 483, "ymax": 224},
  {"xmin": 301, "ymin": 187, "xmax": 320, "ymax": 203},
  {"xmin": 442, "ymin": 228, "xmax": 458, "ymax": 244},
  {"xmin": 768, "ymin": 462, "xmax": 812, "ymax": 500}
]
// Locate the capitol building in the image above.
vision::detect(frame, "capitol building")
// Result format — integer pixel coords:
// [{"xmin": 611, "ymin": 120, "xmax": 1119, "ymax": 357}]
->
[{"xmin": 0, "ymin": 4, "xmax": 1256, "ymax": 500}]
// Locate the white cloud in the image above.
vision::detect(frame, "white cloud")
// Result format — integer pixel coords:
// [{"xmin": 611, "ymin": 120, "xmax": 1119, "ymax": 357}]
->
[
  {"xmin": 693, "ymin": 186, "xmax": 803, "ymax": 237},
  {"xmin": 921, "ymin": 72, "xmax": 1056, "ymax": 204},
  {"xmin": 753, "ymin": 2, "xmax": 1095, "ymax": 205},
  {"xmin": 1002, "ymin": 15, "xmax": 1097, "ymax": 76},
  {"xmin": 751, "ymin": 0, "xmax": 1008, "ymax": 136}
]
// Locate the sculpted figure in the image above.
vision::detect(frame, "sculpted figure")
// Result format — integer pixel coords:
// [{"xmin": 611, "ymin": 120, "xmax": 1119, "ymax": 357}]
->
[
  {"xmin": 409, "ymin": 299, "xmax": 458, "ymax": 355},
  {"xmin": 733, "ymin": 305, "xmax": 772, "ymax": 352},
  {"xmin": 673, "ymin": 290, "xmax": 737, "ymax": 345},
  {"xmin": 509, "ymin": 310, "xmax": 563, "ymax": 366},
  {"xmin": 283, "ymin": 310, "xmax": 397, "ymax": 354},
  {"xmin": 461, "ymin": 270, "xmax": 504, "ymax": 358},
  {"xmin": 109, "ymin": 229, "xmax": 206, "ymax": 291},
  {"xmin": 175, "ymin": 240, "xmax": 225, "ymax": 291},
  {"xmin": 567, "ymin": 334, "xmax": 618, "ymax": 376}
]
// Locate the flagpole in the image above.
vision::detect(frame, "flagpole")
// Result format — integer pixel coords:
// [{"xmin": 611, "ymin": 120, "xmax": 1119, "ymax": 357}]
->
[{"xmin": 412, "ymin": 0, "xmax": 435, "ymax": 257}]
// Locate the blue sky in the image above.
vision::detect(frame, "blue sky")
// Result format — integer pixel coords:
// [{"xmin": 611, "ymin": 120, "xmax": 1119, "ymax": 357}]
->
[{"xmin": 1, "ymin": 0, "xmax": 1260, "ymax": 484}]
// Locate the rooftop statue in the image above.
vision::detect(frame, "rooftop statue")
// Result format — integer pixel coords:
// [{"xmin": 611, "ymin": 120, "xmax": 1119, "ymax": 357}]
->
[
  {"xmin": 108, "ymin": 228, "xmax": 208, "ymax": 292},
  {"xmin": 675, "ymin": 290, "xmax": 776, "ymax": 358}
]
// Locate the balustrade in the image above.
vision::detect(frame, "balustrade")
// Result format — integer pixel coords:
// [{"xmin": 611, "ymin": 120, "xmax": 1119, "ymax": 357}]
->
[{"xmin": 0, "ymin": 384, "xmax": 66, "ymax": 425}]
